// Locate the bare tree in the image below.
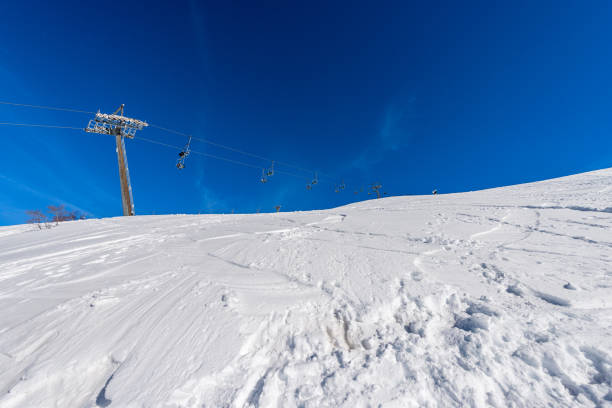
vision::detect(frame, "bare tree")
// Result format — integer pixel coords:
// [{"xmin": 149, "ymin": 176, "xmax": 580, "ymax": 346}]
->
[
  {"xmin": 72, "ymin": 211, "xmax": 87, "ymax": 220},
  {"xmin": 26, "ymin": 205, "xmax": 86, "ymax": 231},
  {"xmin": 47, "ymin": 205, "xmax": 68, "ymax": 225},
  {"xmin": 26, "ymin": 210, "xmax": 49, "ymax": 230}
]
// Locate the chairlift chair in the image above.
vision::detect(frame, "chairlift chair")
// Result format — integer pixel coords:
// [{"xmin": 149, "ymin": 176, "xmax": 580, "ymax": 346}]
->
[
  {"xmin": 311, "ymin": 172, "xmax": 318, "ymax": 185},
  {"xmin": 266, "ymin": 161, "xmax": 275, "ymax": 177},
  {"xmin": 176, "ymin": 136, "xmax": 192, "ymax": 169}
]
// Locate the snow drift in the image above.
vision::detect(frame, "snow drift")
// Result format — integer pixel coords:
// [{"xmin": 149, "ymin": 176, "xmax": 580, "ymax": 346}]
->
[{"xmin": 1, "ymin": 168, "xmax": 611, "ymax": 407}]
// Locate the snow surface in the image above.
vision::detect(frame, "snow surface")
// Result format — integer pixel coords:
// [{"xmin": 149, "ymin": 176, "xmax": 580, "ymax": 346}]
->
[{"xmin": 1, "ymin": 169, "xmax": 612, "ymax": 407}]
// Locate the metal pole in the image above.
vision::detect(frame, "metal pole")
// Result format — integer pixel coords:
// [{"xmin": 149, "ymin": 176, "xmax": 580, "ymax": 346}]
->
[
  {"xmin": 115, "ymin": 132, "xmax": 134, "ymax": 216},
  {"xmin": 85, "ymin": 105, "xmax": 145, "ymax": 217}
]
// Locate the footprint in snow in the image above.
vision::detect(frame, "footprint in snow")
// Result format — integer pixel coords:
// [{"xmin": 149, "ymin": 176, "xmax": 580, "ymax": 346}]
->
[{"xmin": 534, "ymin": 291, "xmax": 571, "ymax": 307}]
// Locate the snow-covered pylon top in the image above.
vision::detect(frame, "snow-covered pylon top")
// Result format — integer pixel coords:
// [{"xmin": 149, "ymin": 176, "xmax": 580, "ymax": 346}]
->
[{"xmin": 85, "ymin": 105, "xmax": 148, "ymax": 139}]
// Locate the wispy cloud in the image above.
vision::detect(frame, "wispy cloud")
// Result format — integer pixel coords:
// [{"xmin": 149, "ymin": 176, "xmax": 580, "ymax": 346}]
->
[
  {"xmin": 193, "ymin": 163, "xmax": 227, "ymax": 212},
  {"xmin": 351, "ymin": 97, "xmax": 416, "ymax": 171},
  {"xmin": 0, "ymin": 174, "xmax": 91, "ymax": 216}
]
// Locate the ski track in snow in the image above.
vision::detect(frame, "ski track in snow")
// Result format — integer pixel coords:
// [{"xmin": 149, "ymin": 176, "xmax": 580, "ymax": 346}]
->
[{"xmin": 1, "ymin": 169, "xmax": 612, "ymax": 407}]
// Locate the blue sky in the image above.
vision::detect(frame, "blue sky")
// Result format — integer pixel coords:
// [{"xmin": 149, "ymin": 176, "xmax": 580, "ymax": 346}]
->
[{"xmin": 1, "ymin": 1, "xmax": 611, "ymax": 225}]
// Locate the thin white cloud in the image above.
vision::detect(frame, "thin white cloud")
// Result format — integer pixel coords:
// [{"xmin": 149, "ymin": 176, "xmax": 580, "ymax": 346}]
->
[
  {"xmin": 0, "ymin": 174, "xmax": 92, "ymax": 216},
  {"xmin": 193, "ymin": 162, "xmax": 227, "ymax": 212},
  {"xmin": 350, "ymin": 97, "xmax": 416, "ymax": 171}
]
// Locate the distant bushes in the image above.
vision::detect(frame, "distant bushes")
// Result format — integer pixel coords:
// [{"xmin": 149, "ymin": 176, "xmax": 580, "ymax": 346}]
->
[{"xmin": 26, "ymin": 205, "xmax": 86, "ymax": 229}]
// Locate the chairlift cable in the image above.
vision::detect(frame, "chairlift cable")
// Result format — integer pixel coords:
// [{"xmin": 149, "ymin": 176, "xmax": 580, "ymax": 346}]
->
[
  {"xmin": 133, "ymin": 135, "xmax": 308, "ymax": 179},
  {"xmin": 0, "ymin": 99, "xmax": 335, "ymax": 181},
  {"xmin": 0, "ymin": 100, "xmax": 351, "ymax": 185},
  {"xmin": 0, "ymin": 121, "xmax": 85, "ymax": 131},
  {"xmin": 0, "ymin": 120, "xmax": 317, "ymax": 181},
  {"xmin": 0, "ymin": 121, "xmax": 381, "ymax": 198},
  {"xmin": 0, "ymin": 101, "xmax": 95, "ymax": 115},
  {"xmin": 149, "ymin": 123, "xmax": 335, "ymax": 180}
]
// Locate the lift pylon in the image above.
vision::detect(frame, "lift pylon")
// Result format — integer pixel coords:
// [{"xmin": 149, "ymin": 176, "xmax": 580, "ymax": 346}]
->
[{"xmin": 85, "ymin": 104, "xmax": 148, "ymax": 216}]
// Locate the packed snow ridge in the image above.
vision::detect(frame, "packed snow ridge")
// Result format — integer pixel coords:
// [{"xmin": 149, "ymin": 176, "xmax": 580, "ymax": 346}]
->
[{"xmin": 1, "ymin": 169, "xmax": 612, "ymax": 407}]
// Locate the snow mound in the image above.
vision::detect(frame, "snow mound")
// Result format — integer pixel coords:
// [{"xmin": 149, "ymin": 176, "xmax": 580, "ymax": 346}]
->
[{"xmin": 1, "ymin": 168, "xmax": 611, "ymax": 407}]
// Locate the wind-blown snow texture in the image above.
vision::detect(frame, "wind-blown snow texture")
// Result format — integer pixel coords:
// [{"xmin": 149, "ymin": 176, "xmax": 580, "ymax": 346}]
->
[{"xmin": 1, "ymin": 169, "xmax": 612, "ymax": 407}]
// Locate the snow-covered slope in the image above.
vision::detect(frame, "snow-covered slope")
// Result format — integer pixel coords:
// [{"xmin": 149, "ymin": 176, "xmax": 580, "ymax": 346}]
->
[{"xmin": 1, "ymin": 169, "xmax": 611, "ymax": 407}]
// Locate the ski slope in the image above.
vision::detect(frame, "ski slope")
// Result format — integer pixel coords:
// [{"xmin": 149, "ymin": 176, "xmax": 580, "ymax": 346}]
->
[{"xmin": 1, "ymin": 169, "xmax": 611, "ymax": 407}]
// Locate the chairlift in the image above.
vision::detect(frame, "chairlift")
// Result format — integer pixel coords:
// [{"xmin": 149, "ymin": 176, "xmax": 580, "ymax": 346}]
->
[
  {"xmin": 266, "ymin": 161, "xmax": 275, "ymax": 177},
  {"xmin": 260, "ymin": 168, "xmax": 268, "ymax": 183},
  {"xmin": 176, "ymin": 136, "xmax": 192, "ymax": 169},
  {"xmin": 311, "ymin": 172, "xmax": 318, "ymax": 185},
  {"xmin": 334, "ymin": 181, "xmax": 345, "ymax": 193}
]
